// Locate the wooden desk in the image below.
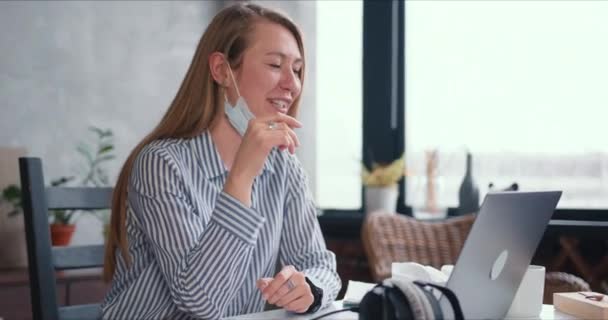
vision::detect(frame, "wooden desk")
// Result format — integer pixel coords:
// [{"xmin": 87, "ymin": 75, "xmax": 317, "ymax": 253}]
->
[{"xmin": 0, "ymin": 267, "xmax": 107, "ymax": 320}]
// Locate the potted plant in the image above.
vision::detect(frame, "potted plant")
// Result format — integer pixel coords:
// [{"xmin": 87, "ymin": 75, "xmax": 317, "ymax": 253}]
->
[
  {"xmin": 76, "ymin": 127, "xmax": 115, "ymax": 243},
  {"xmin": 1, "ymin": 126, "xmax": 115, "ymax": 246},
  {"xmin": 48, "ymin": 126, "xmax": 115, "ymax": 246},
  {"xmin": 48, "ymin": 176, "xmax": 77, "ymax": 246},
  {"xmin": 362, "ymin": 154, "xmax": 406, "ymax": 214}
]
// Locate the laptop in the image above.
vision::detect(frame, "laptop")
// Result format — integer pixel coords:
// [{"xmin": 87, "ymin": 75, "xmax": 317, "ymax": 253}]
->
[{"xmin": 443, "ymin": 191, "xmax": 562, "ymax": 319}]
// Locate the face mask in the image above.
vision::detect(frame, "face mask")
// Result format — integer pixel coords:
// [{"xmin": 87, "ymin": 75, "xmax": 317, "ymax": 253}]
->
[{"xmin": 223, "ymin": 62, "xmax": 255, "ymax": 136}]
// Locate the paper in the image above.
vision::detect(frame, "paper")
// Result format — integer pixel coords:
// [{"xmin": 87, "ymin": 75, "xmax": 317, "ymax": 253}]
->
[
  {"xmin": 391, "ymin": 262, "xmax": 449, "ymax": 285},
  {"xmin": 343, "ymin": 280, "xmax": 377, "ymax": 306}
]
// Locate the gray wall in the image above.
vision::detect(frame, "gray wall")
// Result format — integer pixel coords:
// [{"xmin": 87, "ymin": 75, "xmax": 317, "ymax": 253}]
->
[{"xmin": 0, "ymin": 0, "xmax": 317, "ymax": 245}]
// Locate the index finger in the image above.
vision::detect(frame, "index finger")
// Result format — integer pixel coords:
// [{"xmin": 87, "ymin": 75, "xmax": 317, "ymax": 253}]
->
[
  {"xmin": 261, "ymin": 266, "xmax": 296, "ymax": 299},
  {"xmin": 260, "ymin": 113, "xmax": 302, "ymax": 129},
  {"xmin": 256, "ymin": 277, "xmax": 273, "ymax": 290}
]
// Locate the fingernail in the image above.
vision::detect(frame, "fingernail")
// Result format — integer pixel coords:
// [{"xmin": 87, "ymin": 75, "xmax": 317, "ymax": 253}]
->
[{"xmin": 263, "ymin": 294, "xmax": 268, "ymax": 300}]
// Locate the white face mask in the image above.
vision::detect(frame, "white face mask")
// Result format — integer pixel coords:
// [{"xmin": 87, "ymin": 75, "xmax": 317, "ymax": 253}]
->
[{"xmin": 223, "ymin": 62, "xmax": 255, "ymax": 136}]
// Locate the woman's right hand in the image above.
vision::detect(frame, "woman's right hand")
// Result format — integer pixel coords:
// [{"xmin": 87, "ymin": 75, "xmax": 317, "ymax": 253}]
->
[{"xmin": 224, "ymin": 113, "xmax": 302, "ymax": 207}]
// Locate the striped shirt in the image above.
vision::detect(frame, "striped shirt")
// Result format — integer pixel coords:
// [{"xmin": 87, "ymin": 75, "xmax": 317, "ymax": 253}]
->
[{"xmin": 101, "ymin": 131, "xmax": 341, "ymax": 319}]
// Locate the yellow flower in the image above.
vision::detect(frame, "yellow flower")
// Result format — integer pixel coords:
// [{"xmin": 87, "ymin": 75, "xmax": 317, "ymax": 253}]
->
[{"xmin": 361, "ymin": 154, "xmax": 407, "ymax": 187}]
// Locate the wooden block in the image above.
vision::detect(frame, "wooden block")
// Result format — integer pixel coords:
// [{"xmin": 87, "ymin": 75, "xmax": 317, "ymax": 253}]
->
[{"xmin": 554, "ymin": 292, "xmax": 608, "ymax": 319}]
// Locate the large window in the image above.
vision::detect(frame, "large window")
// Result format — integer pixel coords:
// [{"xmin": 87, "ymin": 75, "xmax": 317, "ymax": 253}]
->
[
  {"xmin": 405, "ymin": 1, "xmax": 608, "ymax": 209},
  {"xmin": 316, "ymin": 0, "xmax": 363, "ymax": 209}
]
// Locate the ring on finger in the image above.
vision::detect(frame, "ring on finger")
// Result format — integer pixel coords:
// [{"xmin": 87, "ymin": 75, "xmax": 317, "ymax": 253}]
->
[
  {"xmin": 286, "ymin": 279, "xmax": 296, "ymax": 291},
  {"xmin": 268, "ymin": 121, "xmax": 278, "ymax": 130}
]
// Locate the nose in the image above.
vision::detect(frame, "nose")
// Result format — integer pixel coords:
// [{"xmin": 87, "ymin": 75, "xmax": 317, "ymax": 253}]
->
[{"xmin": 279, "ymin": 68, "xmax": 301, "ymax": 97}]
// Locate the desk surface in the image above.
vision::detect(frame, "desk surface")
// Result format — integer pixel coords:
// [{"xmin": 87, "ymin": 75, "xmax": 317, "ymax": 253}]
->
[{"xmin": 226, "ymin": 301, "xmax": 576, "ymax": 320}]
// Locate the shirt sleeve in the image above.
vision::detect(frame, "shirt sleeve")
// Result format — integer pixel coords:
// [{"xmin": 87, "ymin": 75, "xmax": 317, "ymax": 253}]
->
[
  {"xmin": 278, "ymin": 155, "xmax": 342, "ymax": 308},
  {"xmin": 128, "ymin": 145, "xmax": 265, "ymax": 319}
]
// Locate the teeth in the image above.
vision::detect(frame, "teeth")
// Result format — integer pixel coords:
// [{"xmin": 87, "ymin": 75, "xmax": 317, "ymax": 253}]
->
[{"xmin": 271, "ymin": 100, "xmax": 287, "ymax": 110}]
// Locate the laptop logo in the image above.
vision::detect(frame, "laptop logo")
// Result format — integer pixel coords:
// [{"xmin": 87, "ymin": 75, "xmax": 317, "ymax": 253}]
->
[{"xmin": 490, "ymin": 250, "xmax": 509, "ymax": 280}]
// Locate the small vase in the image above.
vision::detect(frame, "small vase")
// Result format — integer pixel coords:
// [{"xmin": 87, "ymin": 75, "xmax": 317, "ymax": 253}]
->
[
  {"xmin": 458, "ymin": 152, "xmax": 480, "ymax": 215},
  {"xmin": 50, "ymin": 223, "xmax": 76, "ymax": 246},
  {"xmin": 365, "ymin": 185, "xmax": 398, "ymax": 214}
]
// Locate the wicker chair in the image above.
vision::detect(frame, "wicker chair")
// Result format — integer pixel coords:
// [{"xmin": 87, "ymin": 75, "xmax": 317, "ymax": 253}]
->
[
  {"xmin": 362, "ymin": 211, "xmax": 590, "ymax": 304},
  {"xmin": 544, "ymin": 272, "xmax": 591, "ymax": 304}
]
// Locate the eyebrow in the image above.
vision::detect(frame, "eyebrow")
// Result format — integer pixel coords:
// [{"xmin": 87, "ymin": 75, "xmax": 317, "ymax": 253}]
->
[{"xmin": 265, "ymin": 52, "xmax": 303, "ymax": 64}]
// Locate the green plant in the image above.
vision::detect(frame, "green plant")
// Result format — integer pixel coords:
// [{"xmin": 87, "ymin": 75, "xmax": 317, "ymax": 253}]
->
[
  {"xmin": 1, "ymin": 126, "xmax": 115, "ymax": 225},
  {"xmin": 49, "ymin": 126, "xmax": 115, "ymax": 225},
  {"xmin": 48, "ymin": 176, "xmax": 76, "ymax": 225},
  {"xmin": 361, "ymin": 153, "xmax": 407, "ymax": 187},
  {"xmin": 76, "ymin": 126, "xmax": 115, "ymax": 187},
  {"xmin": 1, "ymin": 185, "xmax": 22, "ymax": 217},
  {"xmin": 76, "ymin": 127, "xmax": 115, "ymax": 226}
]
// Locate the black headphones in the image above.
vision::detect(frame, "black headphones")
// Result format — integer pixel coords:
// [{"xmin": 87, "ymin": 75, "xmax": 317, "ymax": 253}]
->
[
  {"xmin": 358, "ymin": 281, "xmax": 464, "ymax": 320},
  {"xmin": 312, "ymin": 280, "xmax": 464, "ymax": 320}
]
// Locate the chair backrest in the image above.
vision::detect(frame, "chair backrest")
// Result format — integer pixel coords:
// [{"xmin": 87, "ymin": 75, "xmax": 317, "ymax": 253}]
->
[
  {"xmin": 19, "ymin": 157, "xmax": 112, "ymax": 320},
  {"xmin": 361, "ymin": 211, "xmax": 476, "ymax": 281}
]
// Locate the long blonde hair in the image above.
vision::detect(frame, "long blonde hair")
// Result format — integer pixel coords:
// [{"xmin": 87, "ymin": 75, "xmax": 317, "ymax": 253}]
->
[{"xmin": 103, "ymin": 3, "xmax": 306, "ymax": 282}]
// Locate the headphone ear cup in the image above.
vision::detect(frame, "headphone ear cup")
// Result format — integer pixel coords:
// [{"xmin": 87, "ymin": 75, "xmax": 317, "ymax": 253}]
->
[
  {"xmin": 386, "ymin": 286, "xmax": 414, "ymax": 320},
  {"xmin": 358, "ymin": 285, "xmax": 386, "ymax": 320}
]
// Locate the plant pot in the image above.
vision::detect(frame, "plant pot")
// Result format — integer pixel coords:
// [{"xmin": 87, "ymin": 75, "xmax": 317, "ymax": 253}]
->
[
  {"xmin": 365, "ymin": 185, "xmax": 398, "ymax": 214},
  {"xmin": 50, "ymin": 223, "xmax": 76, "ymax": 246}
]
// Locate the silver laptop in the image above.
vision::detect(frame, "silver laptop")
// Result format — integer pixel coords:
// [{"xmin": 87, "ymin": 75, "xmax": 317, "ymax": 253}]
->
[{"xmin": 444, "ymin": 191, "xmax": 562, "ymax": 319}]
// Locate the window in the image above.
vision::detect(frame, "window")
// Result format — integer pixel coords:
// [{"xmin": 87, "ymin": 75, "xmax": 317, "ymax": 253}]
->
[
  {"xmin": 404, "ymin": 1, "xmax": 608, "ymax": 209},
  {"xmin": 316, "ymin": 0, "xmax": 363, "ymax": 209}
]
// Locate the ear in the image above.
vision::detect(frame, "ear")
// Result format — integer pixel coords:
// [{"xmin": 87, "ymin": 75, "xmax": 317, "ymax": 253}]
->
[{"xmin": 209, "ymin": 52, "xmax": 228, "ymax": 86}]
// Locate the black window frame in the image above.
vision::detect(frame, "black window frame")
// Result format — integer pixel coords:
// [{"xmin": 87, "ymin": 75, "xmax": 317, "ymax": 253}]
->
[{"xmin": 321, "ymin": 0, "xmax": 608, "ymax": 223}]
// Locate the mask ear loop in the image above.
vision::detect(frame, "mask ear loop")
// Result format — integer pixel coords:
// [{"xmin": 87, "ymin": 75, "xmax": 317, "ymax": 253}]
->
[{"xmin": 224, "ymin": 59, "xmax": 242, "ymax": 105}]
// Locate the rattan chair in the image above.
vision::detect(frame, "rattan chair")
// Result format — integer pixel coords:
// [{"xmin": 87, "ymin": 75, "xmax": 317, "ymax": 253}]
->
[
  {"xmin": 362, "ymin": 211, "xmax": 590, "ymax": 304},
  {"xmin": 544, "ymin": 272, "xmax": 590, "ymax": 304},
  {"xmin": 362, "ymin": 211, "xmax": 475, "ymax": 280}
]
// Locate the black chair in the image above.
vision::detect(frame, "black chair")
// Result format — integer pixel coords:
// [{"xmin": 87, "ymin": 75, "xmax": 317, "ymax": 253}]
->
[{"xmin": 19, "ymin": 157, "xmax": 113, "ymax": 320}]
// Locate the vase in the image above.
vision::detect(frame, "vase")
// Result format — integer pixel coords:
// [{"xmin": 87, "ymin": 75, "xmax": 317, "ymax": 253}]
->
[
  {"xmin": 458, "ymin": 152, "xmax": 480, "ymax": 215},
  {"xmin": 50, "ymin": 223, "xmax": 76, "ymax": 246},
  {"xmin": 365, "ymin": 185, "xmax": 398, "ymax": 214}
]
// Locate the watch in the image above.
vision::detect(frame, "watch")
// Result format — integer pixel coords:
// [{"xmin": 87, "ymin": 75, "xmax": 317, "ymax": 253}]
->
[{"xmin": 305, "ymin": 277, "xmax": 324, "ymax": 313}]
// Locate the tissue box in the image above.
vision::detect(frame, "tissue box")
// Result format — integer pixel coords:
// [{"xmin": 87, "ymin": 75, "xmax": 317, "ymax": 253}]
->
[{"xmin": 554, "ymin": 292, "xmax": 608, "ymax": 319}]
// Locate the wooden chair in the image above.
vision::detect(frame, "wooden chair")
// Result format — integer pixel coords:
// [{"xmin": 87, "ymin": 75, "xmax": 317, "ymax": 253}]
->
[
  {"xmin": 19, "ymin": 157, "xmax": 112, "ymax": 320},
  {"xmin": 362, "ymin": 211, "xmax": 590, "ymax": 304}
]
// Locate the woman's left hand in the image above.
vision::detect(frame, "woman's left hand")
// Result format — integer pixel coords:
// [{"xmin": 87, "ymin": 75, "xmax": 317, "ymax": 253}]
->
[{"xmin": 256, "ymin": 265, "xmax": 314, "ymax": 313}]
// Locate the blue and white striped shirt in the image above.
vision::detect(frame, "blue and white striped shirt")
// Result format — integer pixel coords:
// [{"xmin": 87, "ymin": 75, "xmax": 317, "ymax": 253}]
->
[{"xmin": 101, "ymin": 131, "xmax": 341, "ymax": 319}]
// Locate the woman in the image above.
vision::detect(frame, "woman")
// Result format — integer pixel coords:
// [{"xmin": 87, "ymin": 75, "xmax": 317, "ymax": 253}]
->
[{"xmin": 101, "ymin": 3, "xmax": 341, "ymax": 319}]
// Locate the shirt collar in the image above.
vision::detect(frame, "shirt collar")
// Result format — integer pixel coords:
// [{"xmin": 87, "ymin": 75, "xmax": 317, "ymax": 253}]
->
[{"xmin": 194, "ymin": 131, "xmax": 276, "ymax": 180}]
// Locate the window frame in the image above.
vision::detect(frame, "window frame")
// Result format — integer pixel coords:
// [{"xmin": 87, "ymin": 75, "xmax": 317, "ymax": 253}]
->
[
  {"xmin": 361, "ymin": 0, "xmax": 408, "ymax": 214},
  {"xmin": 321, "ymin": 0, "xmax": 608, "ymax": 219}
]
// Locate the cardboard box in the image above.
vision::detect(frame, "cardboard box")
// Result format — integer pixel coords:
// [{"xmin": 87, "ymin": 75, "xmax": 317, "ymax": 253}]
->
[{"xmin": 554, "ymin": 292, "xmax": 608, "ymax": 319}]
